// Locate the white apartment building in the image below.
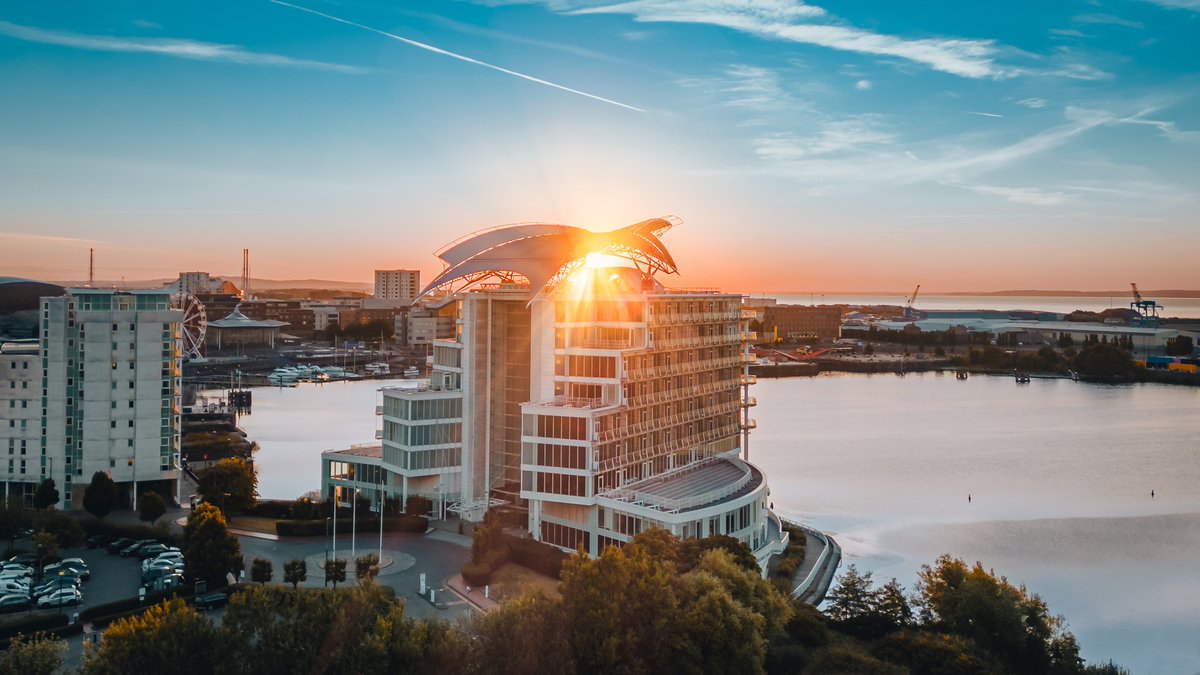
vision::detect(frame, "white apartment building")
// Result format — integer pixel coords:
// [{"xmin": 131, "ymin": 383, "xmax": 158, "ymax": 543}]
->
[
  {"xmin": 1, "ymin": 340, "xmax": 40, "ymax": 502},
  {"xmin": 324, "ymin": 220, "xmax": 787, "ymax": 571},
  {"xmin": 374, "ymin": 269, "xmax": 421, "ymax": 302},
  {"xmin": 38, "ymin": 290, "xmax": 183, "ymax": 509}
]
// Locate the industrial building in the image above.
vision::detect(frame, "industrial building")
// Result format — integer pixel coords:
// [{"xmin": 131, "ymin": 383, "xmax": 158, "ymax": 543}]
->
[
  {"xmin": 323, "ymin": 219, "xmax": 787, "ymax": 571},
  {"xmin": 761, "ymin": 304, "xmax": 844, "ymax": 343}
]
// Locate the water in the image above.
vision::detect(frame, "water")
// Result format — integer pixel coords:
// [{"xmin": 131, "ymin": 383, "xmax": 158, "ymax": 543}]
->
[
  {"xmin": 764, "ymin": 293, "xmax": 1200, "ymax": 317},
  {"xmin": 217, "ymin": 379, "xmax": 406, "ymax": 500},
  {"xmin": 222, "ymin": 373, "xmax": 1200, "ymax": 673},
  {"xmin": 751, "ymin": 373, "xmax": 1200, "ymax": 675}
]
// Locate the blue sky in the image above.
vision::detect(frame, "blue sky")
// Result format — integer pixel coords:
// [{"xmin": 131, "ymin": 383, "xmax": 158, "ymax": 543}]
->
[{"xmin": 0, "ymin": 0, "xmax": 1197, "ymax": 291}]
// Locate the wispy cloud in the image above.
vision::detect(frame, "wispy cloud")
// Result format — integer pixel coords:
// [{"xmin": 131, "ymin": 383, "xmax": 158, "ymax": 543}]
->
[
  {"xmin": 754, "ymin": 116, "xmax": 893, "ymax": 160},
  {"xmin": 855, "ymin": 79, "xmax": 872, "ymax": 91},
  {"xmin": 270, "ymin": 0, "xmax": 643, "ymax": 111},
  {"xmin": 967, "ymin": 111, "xmax": 1004, "ymax": 118},
  {"xmin": 719, "ymin": 65, "xmax": 788, "ymax": 109},
  {"xmin": 1017, "ymin": 97, "xmax": 1048, "ymax": 109},
  {"xmin": 1073, "ymin": 13, "xmax": 1145, "ymax": 29},
  {"xmin": 956, "ymin": 183, "xmax": 1069, "ymax": 205},
  {"xmin": 1118, "ymin": 111, "xmax": 1200, "ymax": 142},
  {"xmin": 0, "ymin": 19, "xmax": 366, "ymax": 73},
  {"xmin": 1138, "ymin": 0, "xmax": 1200, "ymax": 10},
  {"xmin": 0, "ymin": 232, "xmax": 106, "ymax": 245},
  {"xmin": 569, "ymin": 0, "xmax": 1009, "ymax": 79},
  {"xmin": 132, "ymin": 19, "xmax": 161, "ymax": 30}
]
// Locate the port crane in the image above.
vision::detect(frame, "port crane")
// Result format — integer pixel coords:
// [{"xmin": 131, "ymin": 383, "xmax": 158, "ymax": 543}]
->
[
  {"xmin": 903, "ymin": 284, "xmax": 921, "ymax": 320},
  {"xmin": 1129, "ymin": 283, "xmax": 1162, "ymax": 328}
]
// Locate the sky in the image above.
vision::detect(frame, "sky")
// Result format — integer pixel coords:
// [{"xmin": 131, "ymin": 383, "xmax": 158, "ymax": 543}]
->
[{"xmin": 0, "ymin": 0, "xmax": 1197, "ymax": 293}]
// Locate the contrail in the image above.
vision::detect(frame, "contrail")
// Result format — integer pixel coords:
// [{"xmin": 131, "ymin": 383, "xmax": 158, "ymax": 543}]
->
[
  {"xmin": 967, "ymin": 111, "xmax": 1004, "ymax": 118},
  {"xmin": 270, "ymin": 0, "xmax": 643, "ymax": 112}
]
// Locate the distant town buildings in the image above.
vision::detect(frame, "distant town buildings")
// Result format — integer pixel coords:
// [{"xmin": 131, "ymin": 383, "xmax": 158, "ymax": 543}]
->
[
  {"xmin": 323, "ymin": 219, "xmax": 787, "ymax": 571},
  {"xmin": 164, "ymin": 271, "xmax": 240, "ymax": 297},
  {"xmin": 760, "ymin": 305, "xmax": 844, "ymax": 343},
  {"xmin": 0, "ymin": 288, "xmax": 183, "ymax": 509},
  {"xmin": 374, "ymin": 269, "xmax": 421, "ymax": 302}
]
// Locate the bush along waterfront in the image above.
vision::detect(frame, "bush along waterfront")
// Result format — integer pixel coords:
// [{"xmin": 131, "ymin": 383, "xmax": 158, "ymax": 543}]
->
[{"xmin": 73, "ymin": 529, "xmax": 1125, "ymax": 675}]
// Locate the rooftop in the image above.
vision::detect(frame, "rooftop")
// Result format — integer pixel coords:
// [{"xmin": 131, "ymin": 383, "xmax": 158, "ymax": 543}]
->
[{"xmin": 600, "ymin": 455, "xmax": 763, "ymax": 514}]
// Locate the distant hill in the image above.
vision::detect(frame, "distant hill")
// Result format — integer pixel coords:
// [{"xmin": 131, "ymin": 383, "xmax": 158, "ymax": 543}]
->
[
  {"xmin": 944, "ymin": 290, "xmax": 1200, "ymax": 298},
  {"xmin": 50, "ymin": 277, "xmax": 373, "ymax": 293}
]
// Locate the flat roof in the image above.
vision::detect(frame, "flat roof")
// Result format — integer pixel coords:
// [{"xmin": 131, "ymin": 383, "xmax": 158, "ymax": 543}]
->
[{"xmin": 324, "ymin": 444, "xmax": 382, "ymax": 459}]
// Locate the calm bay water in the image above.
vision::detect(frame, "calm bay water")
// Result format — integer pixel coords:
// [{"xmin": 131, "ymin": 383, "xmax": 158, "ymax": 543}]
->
[
  {"xmin": 752, "ymin": 373, "xmax": 1200, "ymax": 675},
  {"xmin": 225, "ymin": 374, "xmax": 1199, "ymax": 673}
]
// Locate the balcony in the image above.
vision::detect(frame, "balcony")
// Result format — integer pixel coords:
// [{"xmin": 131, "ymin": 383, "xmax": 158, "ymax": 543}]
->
[
  {"xmin": 739, "ymin": 374, "xmax": 757, "ymax": 386},
  {"xmin": 742, "ymin": 396, "xmax": 757, "ymax": 408},
  {"xmin": 740, "ymin": 419, "xmax": 757, "ymax": 431},
  {"xmin": 539, "ymin": 395, "xmax": 605, "ymax": 409},
  {"xmin": 740, "ymin": 331, "xmax": 758, "ymax": 342},
  {"xmin": 375, "ymin": 405, "xmax": 383, "ymax": 416},
  {"xmin": 374, "ymin": 429, "xmax": 383, "ymax": 440}
]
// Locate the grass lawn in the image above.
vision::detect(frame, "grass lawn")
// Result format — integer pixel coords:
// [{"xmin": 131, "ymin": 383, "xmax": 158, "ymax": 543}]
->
[{"xmin": 488, "ymin": 563, "xmax": 559, "ymax": 603}]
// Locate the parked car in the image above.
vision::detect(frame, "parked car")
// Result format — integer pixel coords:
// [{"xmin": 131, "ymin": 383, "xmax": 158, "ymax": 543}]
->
[
  {"xmin": 137, "ymin": 544, "xmax": 179, "ymax": 560},
  {"xmin": 195, "ymin": 592, "xmax": 228, "ymax": 610},
  {"xmin": 141, "ymin": 566, "xmax": 180, "ymax": 585},
  {"xmin": 0, "ymin": 561, "xmax": 32, "ymax": 573},
  {"xmin": 0, "ymin": 568, "xmax": 32, "ymax": 581},
  {"xmin": 107, "ymin": 538, "xmax": 135, "ymax": 554},
  {"xmin": 146, "ymin": 573, "xmax": 185, "ymax": 592},
  {"xmin": 120, "ymin": 540, "xmax": 156, "ymax": 557},
  {"xmin": 0, "ymin": 580, "xmax": 30, "ymax": 595},
  {"xmin": 142, "ymin": 553, "xmax": 185, "ymax": 571},
  {"xmin": 35, "ymin": 587, "xmax": 81, "ymax": 608},
  {"xmin": 33, "ymin": 577, "xmax": 80, "ymax": 598},
  {"xmin": 86, "ymin": 534, "xmax": 115, "ymax": 549},
  {"xmin": 7, "ymin": 554, "xmax": 38, "ymax": 567},
  {"xmin": 0, "ymin": 593, "xmax": 31, "ymax": 614},
  {"xmin": 44, "ymin": 558, "xmax": 89, "ymax": 581}
]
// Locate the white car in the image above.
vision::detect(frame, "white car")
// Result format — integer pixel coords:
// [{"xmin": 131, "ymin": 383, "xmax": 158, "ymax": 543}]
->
[
  {"xmin": 0, "ymin": 568, "xmax": 31, "ymax": 581},
  {"xmin": 142, "ymin": 554, "xmax": 184, "ymax": 571},
  {"xmin": 0, "ymin": 580, "xmax": 30, "ymax": 595},
  {"xmin": 143, "ymin": 559, "xmax": 184, "ymax": 575},
  {"xmin": 35, "ymin": 587, "xmax": 80, "ymax": 608}
]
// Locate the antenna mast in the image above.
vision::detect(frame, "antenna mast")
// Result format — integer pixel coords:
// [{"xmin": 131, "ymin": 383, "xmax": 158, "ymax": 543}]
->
[{"xmin": 241, "ymin": 248, "xmax": 251, "ymax": 300}]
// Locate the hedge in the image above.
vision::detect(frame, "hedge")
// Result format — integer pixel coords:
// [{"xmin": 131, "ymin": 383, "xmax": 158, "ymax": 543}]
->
[
  {"xmin": 0, "ymin": 611, "xmax": 68, "ymax": 640},
  {"xmin": 505, "ymin": 535, "xmax": 568, "ymax": 579},
  {"xmin": 275, "ymin": 514, "xmax": 427, "ymax": 537},
  {"xmin": 79, "ymin": 518, "xmax": 179, "ymax": 546}
]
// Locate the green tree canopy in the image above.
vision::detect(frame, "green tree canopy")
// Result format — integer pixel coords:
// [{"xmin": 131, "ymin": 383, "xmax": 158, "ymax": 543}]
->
[
  {"xmin": 32, "ymin": 508, "xmax": 85, "ymax": 548},
  {"xmin": 0, "ymin": 496, "xmax": 31, "ymax": 553},
  {"xmin": 197, "ymin": 457, "xmax": 258, "ymax": 514},
  {"xmin": 251, "ymin": 558, "xmax": 273, "ymax": 584},
  {"xmin": 283, "ymin": 559, "xmax": 308, "ymax": 590},
  {"xmin": 182, "ymin": 502, "xmax": 244, "ymax": 587},
  {"xmin": 82, "ymin": 472, "xmax": 119, "ymax": 520},
  {"xmin": 138, "ymin": 491, "xmax": 167, "ymax": 523},
  {"xmin": 1073, "ymin": 343, "xmax": 1137, "ymax": 382},
  {"xmin": 355, "ymin": 553, "xmax": 380, "ymax": 582},
  {"xmin": 915, "ymin": 554, "xmax": 1082, "ymax": 674},
  {"xmin": 325, "ymin": 558, "xmax": 347, "ymax": 589},
  {"xmin": 33, "ymin": 531, "xmax": 58, "ymax": 569},
  {"xmin": 82, "ymin": 598, "xmax": 228, "ymax": 675},
  {"xmin": 0, "ymin": 632, "xmax": 67, "ymax": 675},
  {"xmin": 32, "ymin": 479, "xmax": 59, "ymax": 510}
]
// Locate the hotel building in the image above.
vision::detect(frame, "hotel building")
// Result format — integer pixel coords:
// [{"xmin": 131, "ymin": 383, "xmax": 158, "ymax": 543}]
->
[{"xmin": 324, "ymin": 219, "xmax": 787, "ymax": 570}]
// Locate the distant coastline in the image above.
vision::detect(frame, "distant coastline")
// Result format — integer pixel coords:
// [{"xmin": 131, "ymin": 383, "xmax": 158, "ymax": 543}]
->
[{"xmin": 760, "ymin": 289, "xmax": 1200, "ymax": 298}]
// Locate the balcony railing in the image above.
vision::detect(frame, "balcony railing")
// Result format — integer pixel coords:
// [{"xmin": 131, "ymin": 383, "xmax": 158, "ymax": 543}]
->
[
  {"xmin": 623, "ymin": 355, "xmax": 741, "ymax": 381},
  {"xmin": 570, "ymin": 338, "xmax": 636, "ymax": 350},
  {"xmin": 624, "ymin": 377, "xmax": 739, "ymax": 408},
  {"xmin": 532, "ymin": 395, "xmax": 606, "ymax": 409},
  {"xmin": 593, "ymin": 427, "xmax": 737, "ymax": 474}
]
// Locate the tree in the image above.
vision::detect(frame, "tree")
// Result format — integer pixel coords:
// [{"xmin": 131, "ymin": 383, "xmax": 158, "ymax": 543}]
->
[
  {"xmin": 81, "ymin": 598, "xmax": 228, "ymax": 674},
  {"xmin": 283, "ymin": 559, "xmax": 308, "ymax": 589},
  {"xmin": 138, "ymin": 491, "xmax": 167, "ymax": 523},
  {"xmin": 182, "ymin": 502, "xmax": 243, "ymax": 587},
  {"xmin": 251, "ymin": 558, "xmax": 273, "ymax": 584},
  {"xmin": 197, "ymin": 457, "xmax": 258, "ymax": 514},
  {"xmin": 875, "ymin": 578, "xmax": 913, "ymax": 631},
  {"xmin": 0, "ymin": 495, "xmax": 31, "ymax": 553},
  {"xmin": 355, "ymin": 553, "xmax": 380, "ymax": 582},
  {"xmin": 325, "ymin": 558, "xmax": 347, "ymax": 588},
  {"xmin": 1166, "ymin": 335, "xmax": 1194, "ymax": 356},
  {"xmin": 32, "ymin": 479, "xmax": 58, "ymax": 510},
  {"xmin": 1073, "ymin": 343, "xmax": 1137, "ymax": 382},
  {"xmin": 33, "ymin": 531, "xmax": 57, "ymax": 570},
  {"xmin": 0, "ymin": 632, "xmax": 67, "ymax": 675},
  {"xmin": 915, "ymin": 554, "xmax": 1082, "ymax": 674},
  {"xmin": 32, "ymin": 509, "xmax": 85, "ymax": 548},
  {"xmin": 82, "ymin": 472, "xmax": 118, "ymax": 520},
  {"xmin": 825, "ymin": 565, "xmax": 877, "ymax": 624},
  {"xmin": 472, "ymin": 592, "xmax": 575, "ymax": 675}
]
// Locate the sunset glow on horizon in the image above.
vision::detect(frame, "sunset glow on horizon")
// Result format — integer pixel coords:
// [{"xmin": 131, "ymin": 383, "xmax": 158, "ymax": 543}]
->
[{"xmin": 1, "ymin": 2, "xmax": 1197, "ymax": 293}]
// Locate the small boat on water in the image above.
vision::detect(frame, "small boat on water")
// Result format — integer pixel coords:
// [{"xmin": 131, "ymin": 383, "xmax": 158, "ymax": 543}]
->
[
  {"xmin": 1014, "ymin": 372, "xmax": 1031, "ymax": 384},
  {"xmin": 956, "ymin": 370, "xmax": 969, "ymax": 380},
  {"xmin": 365, "ymin": 362, "xmax": 391, "ymax": 376},
  {"xmin": 403, "ymin": 366, "xmax": 420, "ymax": 379}
]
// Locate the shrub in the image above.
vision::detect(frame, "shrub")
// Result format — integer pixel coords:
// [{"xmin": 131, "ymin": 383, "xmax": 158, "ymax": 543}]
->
[
  {"xmin": 78, "ymin": 518, "xmax": 178, "ymax": 546},
  {"xmin": 461, "ymin": 561, "xmax": 493, "ymax": 586},
  {"xmin": 506, "ymin": 535, "xmax": 568, "ymax": 579},
  {"xmin": 0, "ymin": 612, "xmax": 68, "ymax": 640},
  {"xmin": 274, "ymin": 515, "xmax": 427, "ymax": 537}
]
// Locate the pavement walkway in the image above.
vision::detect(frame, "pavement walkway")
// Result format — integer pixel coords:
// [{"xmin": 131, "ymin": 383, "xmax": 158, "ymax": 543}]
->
[{"xmin": 445, "ymin": 573, "xmax": 499, "ymax": 612}]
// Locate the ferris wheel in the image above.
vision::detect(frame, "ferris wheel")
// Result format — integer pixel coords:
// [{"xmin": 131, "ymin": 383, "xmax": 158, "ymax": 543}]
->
[{"xmin": 174, "ymin": 293, "xmax": 208, "ymax": 359}]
